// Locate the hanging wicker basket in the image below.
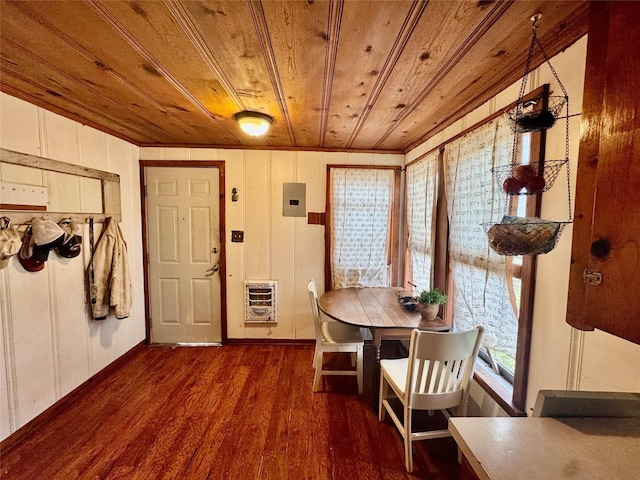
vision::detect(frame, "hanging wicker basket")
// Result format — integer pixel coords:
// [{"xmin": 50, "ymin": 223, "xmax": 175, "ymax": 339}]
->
[
  {"xmin": 485, "ymin": 216, "xmax": 569, "ymax": 256},
  {"xmin": 492, "ymin": 159, "xmax": 568, "ymax": 195},
  {"xmin": 483, "ymin": 14, "xmax": 573, "ymax": 257},
  {"xmin": 506, "ymin": 96, "xmax": 567, "ymax": 133}
]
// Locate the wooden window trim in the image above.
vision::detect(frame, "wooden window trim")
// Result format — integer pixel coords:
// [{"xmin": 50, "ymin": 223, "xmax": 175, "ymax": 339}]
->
[{"xmin": 474, "ymin": 364, "xmax": 527, "ymax": 417}]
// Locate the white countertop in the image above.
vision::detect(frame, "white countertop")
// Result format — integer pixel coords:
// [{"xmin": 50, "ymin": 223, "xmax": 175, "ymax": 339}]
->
[{"xmin": 449, "ymin": 417, "xmax": 640, "ymax": 480}]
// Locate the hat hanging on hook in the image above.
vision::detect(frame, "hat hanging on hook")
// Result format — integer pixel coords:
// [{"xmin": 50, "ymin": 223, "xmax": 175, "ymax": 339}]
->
[{"xmin": 0, "ymin": 217, "xmax": 21, "ymax": 270}]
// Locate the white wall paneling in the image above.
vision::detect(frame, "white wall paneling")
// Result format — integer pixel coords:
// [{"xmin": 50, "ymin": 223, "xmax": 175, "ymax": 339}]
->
[
  {"xmin": 140, "ymin": 148, "xmax": 403, "ymax": 341},
  {"xmin": 0, "ymin": 94, "xmax": 145, "ymax": 441}
]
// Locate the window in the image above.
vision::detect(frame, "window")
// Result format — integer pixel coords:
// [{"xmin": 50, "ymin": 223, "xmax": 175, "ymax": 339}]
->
[
  {"xmin": 325, "ymin": 166, "xmax": 401, "ymax": 291},
  {"xmin": 404, "ymin": 86, "xmax": 549, "ymax": 415},
  {"xmin": 443, "ymin": 115, "xmax": 518, "ymax": 371},
  {"xmin": 405, "ymin": 150, "xmax": 439, "ymax": 292}
]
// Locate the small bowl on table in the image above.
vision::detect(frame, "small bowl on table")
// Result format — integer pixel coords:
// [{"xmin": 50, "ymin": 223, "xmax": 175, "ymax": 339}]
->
[{"xmin": 395, "ymin": 290, "xmax": 418, "ymax": 310}]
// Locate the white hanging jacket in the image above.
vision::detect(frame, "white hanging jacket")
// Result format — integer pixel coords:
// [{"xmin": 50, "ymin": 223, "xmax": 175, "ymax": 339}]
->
[{"xmin": 88, "ymin": 217, "xmax": 132, "ymax": 320}]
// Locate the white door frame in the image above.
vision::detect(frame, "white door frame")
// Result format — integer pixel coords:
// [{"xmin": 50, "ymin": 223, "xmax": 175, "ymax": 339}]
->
[{"xmin": 140, "ymin": 160, "xmax": 227, "ymax": 344}]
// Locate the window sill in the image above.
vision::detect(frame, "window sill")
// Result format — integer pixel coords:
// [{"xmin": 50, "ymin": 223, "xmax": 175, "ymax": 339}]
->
[{"xmin": 473, "ymin": 360, "xmax": 527, "ymax": 417}]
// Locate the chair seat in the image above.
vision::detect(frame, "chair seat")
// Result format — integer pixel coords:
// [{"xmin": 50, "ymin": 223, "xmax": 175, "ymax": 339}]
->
[
  {"xmin": 379, "ymin": 357, "xmax": 409, "ymax": 392},
  {"xmin": 322, "ymin": 321, "xmax": 363, "ymax": 344}
]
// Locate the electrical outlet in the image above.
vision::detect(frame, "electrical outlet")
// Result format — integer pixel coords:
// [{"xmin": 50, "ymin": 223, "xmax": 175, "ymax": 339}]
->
[{"xmin": 231, "ymin": 230, "xmax": 244, "ymax": 242}]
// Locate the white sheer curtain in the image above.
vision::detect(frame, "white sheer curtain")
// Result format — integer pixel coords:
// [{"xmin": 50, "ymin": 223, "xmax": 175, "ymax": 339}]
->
[
  {"xmin": 330, "ymin": 168, "xmax": 394, "ymax": 289},
  {"xmin": 443, "ymin": 116, "xmax": 517, "ymax": 356},
  {"xmin": 405, "ymin": 150, "xmax": 439, "ymax": 292}
]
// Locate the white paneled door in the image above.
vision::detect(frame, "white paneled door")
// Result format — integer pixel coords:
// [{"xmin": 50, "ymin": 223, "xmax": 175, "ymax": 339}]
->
[{"xmin": 146, "ymin": 167, "xmax": 222, "ymax": 344}]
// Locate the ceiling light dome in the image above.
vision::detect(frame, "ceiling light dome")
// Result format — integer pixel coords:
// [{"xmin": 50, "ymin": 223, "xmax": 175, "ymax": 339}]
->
[{"xmin": 234, "ymin": 111, "xmax": 273, "ymax": 136}]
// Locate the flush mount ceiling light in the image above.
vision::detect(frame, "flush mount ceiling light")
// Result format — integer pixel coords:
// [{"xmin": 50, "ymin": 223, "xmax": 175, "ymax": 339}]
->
[{"xmin": 233, "ymin": 111, "xmax": 273, "ymax": 136}]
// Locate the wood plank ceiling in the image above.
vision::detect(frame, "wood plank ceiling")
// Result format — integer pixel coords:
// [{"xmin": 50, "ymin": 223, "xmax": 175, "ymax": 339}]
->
[{"xmin": 0, "ymin": 0, "xmax": 589, "ymax": 153}]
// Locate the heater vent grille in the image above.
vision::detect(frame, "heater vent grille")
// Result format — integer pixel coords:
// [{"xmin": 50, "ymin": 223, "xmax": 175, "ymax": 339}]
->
[{"xmin": 244, "ymin": 281, "xmax": 277, "ymax": 324}]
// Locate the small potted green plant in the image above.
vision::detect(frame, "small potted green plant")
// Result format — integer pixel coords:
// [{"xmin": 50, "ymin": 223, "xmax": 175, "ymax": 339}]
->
[{"xmin": 417, "ymin": 288, "xmax": 448, "ymax": 321}]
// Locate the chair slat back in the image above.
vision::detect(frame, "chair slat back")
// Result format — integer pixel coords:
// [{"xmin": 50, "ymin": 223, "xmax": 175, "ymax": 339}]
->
[
  {"xmin": 406, "ymin": 327, "xmax": 483, "ymax": 410},
  {"xmin": 308, "ymin": 279, "xmax": 339, "ymax": 343},
  {"xmin": 308, "ymin": 280, "xmax": 324, "ymax": 340}
]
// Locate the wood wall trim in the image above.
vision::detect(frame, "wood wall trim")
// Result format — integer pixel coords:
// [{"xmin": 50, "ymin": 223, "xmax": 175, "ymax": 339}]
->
[
  {"xmin": 307, "ymin": 212, "xmax": 326, "ymax": 225},
  {"xmin": 0, "ymin": 204, "xmax": 47, "ymax": 211},
  {"xmin": 0, "ymin": 148, "xmax": 122, "ymax": 224},
  {"xmin": 1, "ymin": 148, "xmax": 119, "ymax": 181},
  {"xmin": 225, "ymin": 338, "xmax": 315, "ymax": 346},
  {"xmin": 0, "ymin": 341, "xmax": 146, "ymax": 454},
  {"xmin": 511, "ymin": 85, "xmax": 549, "ymax": 412}
]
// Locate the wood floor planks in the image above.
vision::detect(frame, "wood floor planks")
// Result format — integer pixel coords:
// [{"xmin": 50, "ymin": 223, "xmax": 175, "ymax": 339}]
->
[{"xmin": 0, "ymin": 345, "xmax": 460, "ymax": 479}]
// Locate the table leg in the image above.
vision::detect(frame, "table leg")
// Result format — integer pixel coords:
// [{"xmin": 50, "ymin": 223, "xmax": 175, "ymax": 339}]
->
[{"xmin": 372, "ymin": 329, "xmax": 382, "ymax": 362}]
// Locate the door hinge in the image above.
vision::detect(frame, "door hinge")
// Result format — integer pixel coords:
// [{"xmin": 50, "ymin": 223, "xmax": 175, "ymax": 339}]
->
[{"xmin": 583, "ymin": 269, "xmax": 603, "ymax": 286}]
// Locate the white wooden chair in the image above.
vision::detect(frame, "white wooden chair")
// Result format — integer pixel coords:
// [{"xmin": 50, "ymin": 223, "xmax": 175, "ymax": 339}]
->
[
  {"xmin": 307, "ymin": 279, "xmax": 364, "ymax": 394},
  {"xmin": 379, "ymin": 326, "xmax": 483, "ymax": 472}
]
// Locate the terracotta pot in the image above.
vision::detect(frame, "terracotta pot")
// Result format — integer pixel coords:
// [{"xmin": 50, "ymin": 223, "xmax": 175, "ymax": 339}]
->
[{"xmin": 418, "ymin": 303, "xmax": 440, "ymax": 322}]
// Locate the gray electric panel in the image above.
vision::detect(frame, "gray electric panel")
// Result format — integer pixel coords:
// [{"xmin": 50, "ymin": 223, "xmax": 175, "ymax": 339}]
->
[{"xmin": 282, "ymin": 182, "xmax": 306, "ymax": 217}]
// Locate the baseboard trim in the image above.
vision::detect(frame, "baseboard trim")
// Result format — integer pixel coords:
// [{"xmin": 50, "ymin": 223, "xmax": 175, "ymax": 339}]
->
[
  {"xmin": 225, "ymin": 338, "xmax": 315, "ymax": 346},
  {"xmin": 0, "ymin": 341, "xmax": 146, "ymax": 454}
]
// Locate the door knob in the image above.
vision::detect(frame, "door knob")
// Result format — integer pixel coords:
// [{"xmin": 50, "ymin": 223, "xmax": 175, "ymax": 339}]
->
[
  {"xmin": 205, "ymin": 264, "xmax": 219, "ymax": 277},
  {"xmin": 211, "ymin": 247, "xmax": 218, "ymax": 254},
  {"xmin": 590, "ymin": 239, "xmax": 610, "ymax": 258}
]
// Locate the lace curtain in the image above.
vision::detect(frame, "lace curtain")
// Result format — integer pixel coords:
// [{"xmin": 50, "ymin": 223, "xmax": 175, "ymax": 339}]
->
[
  {"xmin": 405, "ymin": 150, "xmax": 439, "ymax": 292},
  {"xmin": 330, "ymin": 168, "xmax": 394, "ymax": 289},
  {"xmin": 443, "ymin": 116, "xmax": 518, "ymax": 356}
]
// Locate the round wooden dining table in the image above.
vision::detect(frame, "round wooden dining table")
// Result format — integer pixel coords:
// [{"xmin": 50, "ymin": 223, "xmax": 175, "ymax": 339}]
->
[{"xmin": 318, "ymin": 287, "xmax": 449, "ymax": 360}]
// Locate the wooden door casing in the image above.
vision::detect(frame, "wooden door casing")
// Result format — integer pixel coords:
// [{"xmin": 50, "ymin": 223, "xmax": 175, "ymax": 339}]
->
[{"xmin": 141, "ymin": 161, "xmax": 226, "ymax": 345}]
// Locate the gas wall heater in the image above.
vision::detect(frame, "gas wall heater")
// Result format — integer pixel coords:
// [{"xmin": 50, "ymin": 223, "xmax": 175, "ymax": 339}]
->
[{"xmin": 244, "ymin": 281, "xmax": 277, "ymax": 324}]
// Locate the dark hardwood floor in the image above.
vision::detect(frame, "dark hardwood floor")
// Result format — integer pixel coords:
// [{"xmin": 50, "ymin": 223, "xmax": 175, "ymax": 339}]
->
[{"xmin": 0, "ymin": 345, "xmax": 460, "ymax": 479}]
